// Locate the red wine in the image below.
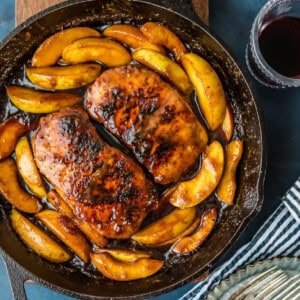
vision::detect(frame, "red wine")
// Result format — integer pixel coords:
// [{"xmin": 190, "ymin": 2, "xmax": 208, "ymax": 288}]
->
[{"xmin": 258, "ymin": 16, "xmax": 300, "ymax": 78}]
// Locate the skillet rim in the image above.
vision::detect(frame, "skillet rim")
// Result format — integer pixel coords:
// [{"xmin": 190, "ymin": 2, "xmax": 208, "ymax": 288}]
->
[{"xmin": 0, "ymin": 0, "xmax": 266, "ymax": 298}]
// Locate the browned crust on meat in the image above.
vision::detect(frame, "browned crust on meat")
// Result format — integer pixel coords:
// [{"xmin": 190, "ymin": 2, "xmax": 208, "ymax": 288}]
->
[
  {"xmin": 32, "ymin": 107, "xmax": 158, "ymax": 238},
  {"xmin": 86, "ymin": 65, "xmax": 207, "ymax": 185}
]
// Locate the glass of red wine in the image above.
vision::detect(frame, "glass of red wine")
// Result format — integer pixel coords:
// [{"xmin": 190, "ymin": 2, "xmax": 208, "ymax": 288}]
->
[{"xmin": 246, "ymin": 0, "xmax": 300, "ymax": 88}]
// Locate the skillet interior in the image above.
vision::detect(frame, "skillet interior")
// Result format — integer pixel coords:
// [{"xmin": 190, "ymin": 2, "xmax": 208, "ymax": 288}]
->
[{"xmin": 0, "ymin": 0, "xmax": 265, "ymax": 298}]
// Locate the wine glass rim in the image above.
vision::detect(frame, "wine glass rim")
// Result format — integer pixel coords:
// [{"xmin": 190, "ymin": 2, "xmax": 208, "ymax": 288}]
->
[{"xmin": 251, "ymin": 0, "xmax": 300, "ymax": 86}]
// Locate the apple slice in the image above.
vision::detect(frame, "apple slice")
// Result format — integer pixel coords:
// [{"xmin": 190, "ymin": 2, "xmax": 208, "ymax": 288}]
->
[
  {"xmin": 217, "ymin": 140, "xmax": 243, "ymax": 205},
  {"xmin": 172, "ymin": 207, "xmax": 218, "ymax": 254},
  {"xmin": 140, "ymin": 22, "xmax": 187, "ymax": 62},
  {"xmin": 32, "ymin": 27, "xmax": 100, "ymax": 67},
  {"xmin": 90, "ymin": 252, "xmax": 163, "ymax": 281},
  {"xmin": 181, "ymin": 53, "xmax": 226, "ymax": 130},
  {"xmin": 168, "ymin": 141, "xmax": 224, "ymax": 208},
  {"xmin": 103, "ymin": 24, "xmax": 165, "ymax": 54},
  {"xmin": 98, "ymin": 249, "xmax": 151, "ymax": 262},
  {"xmin": 0, "ymin": 112, "xmax": 39, "ymax": 160},
  {"xmin": 62, "ymin": 38, "xmax": 131, "ymax": 67},
  {"xmin": 11, "ymin": 209, "xmax": 72, "ymax": 263},
  {"xmin": 26, "ymin": 64, "xmax": 102, "ymax": 90},
  {"xmin": 0, "ymin": 159, "xmax": 42, "ymax": 213},
  {"xmin": 15, "ymin": 136, "xmax": 47, "ymax": 198},
  {"xmin": 133, "ymin": 48, "xmax": 192, "ymax": 95},
  {"xmin": 149, "ymin": 216, "xmax": 201, "ymax": 247},
  {"xmin": 219, "ymin": 105, "xmax": 234, "ymax": 142},
  {"xmin": 46, "ymin": 190, "xmax": 73, "ymax": 217},
  {"xmin": 132, "ymin": 207, "xmax": 196, "ymax": 245},
  {"xmin": 46, "ymin": 190, "xmax": 108, "ymax": 247},
  {"xmin": 36, "ymin": 210, "xmax": 91, "ymax": 263},
  {"xmin": 7, "ymin": 86, "xmax": 82, "ymax": 114}
]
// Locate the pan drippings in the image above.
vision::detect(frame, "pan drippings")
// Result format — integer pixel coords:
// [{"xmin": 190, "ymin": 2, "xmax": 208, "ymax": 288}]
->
[{"xmin": 0, "ymin": 21, "xmax": 243, "ymax": 282}]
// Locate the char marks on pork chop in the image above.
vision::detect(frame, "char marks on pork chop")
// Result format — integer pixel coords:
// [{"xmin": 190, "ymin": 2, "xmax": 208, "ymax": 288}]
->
[
  {"xmin": 32, "ymin": 107, "xmax": 158, "ymax": 238},
  {"xmin": 86, "ymin": 65, "xmax": 208, "ymax": 185}
]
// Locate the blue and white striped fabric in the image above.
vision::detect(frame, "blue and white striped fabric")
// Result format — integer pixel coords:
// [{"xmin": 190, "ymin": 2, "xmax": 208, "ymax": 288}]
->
[{"xmin": 180, "ymin": 177, "xmax": 300, "ymax": 300}]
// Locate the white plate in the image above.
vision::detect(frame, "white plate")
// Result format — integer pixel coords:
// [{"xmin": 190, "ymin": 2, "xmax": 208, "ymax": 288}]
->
[{"xmin": 207, "ymin": 257, "xmax": 300, "ymax": 300}]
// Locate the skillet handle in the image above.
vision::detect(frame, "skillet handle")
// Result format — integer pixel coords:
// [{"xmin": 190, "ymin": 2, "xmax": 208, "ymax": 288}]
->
[
  {"xmin": 140, "ymin": 0, "xmax": 209, "ymax": 26},
  {"xmin": 192, "ymin": 0, "xmax": 209, "ymax": 26},
  {"xmin": 4, "ymin": 258, "xmax": 29, "ymax": 300}
]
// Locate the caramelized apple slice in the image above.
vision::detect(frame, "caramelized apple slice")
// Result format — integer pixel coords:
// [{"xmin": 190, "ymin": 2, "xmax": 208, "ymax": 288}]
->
[
  {"xmin": 26, "ymin": 64, "xmax": 102, "ymax": 90},
  {"xmin": 32, "ymin": 27, "xmax": 100, "ymax": 67},
  {"xmin": 140, "ymin": 22, "xmax": 187, "ymax": 62},
  {"xmin": 46, "ymin": 190, "xmax": 108, "ymax": 247},
  {"xmin": 181, "ymin": 53, "xmax": 226, "ymax": 130},
  {"xmin": 103, "ymin": 24, "xmax": 165, "ymax": 54},
  {"xmin": 0, "ymin": 159, "xmax": 42, "ymax": 213},
  {"xmin": 36, "ymin": 210, "xmax": 90, "ymax": 263},
  {"xmin": 7, "ymin": 86, "xmax": 82, "ymax": 113},
  {"xmin": 99, "ymin": 249, "xmax": 150, "ymax": 262},
  {"xmin": 15, "ymin": 136, "xmax": 47, "ymax": 198},
  {"xmin": 219, "ymin": 105, "xmax": 234, "ymax": 142},
  {"xmin": 172, "ymin": 207, "xmax": 218, "ymax": 254},
  {"xmin": 90, "ymin": 252, "xmax": 163, "ymax": 281},
  {"xmin": 62, "ymin": 38, "xmax": 131, "ymax": 67},
  {"xmin": 0, "ymin": 112, "xmax": 39, "ymax": 160},
  {"xmin": 133, "ymin": 48, "xmax": 192, "ymax": 95},
  {"xmin": 149, "ymin": 216, "xmax": 201, "ymax": 247},
  {"xmin": 132, "ymin": 207, "xmax": 196, "ymax": 245},
  {"xmin": 217, "ymin": 140, "xmax": 243, "ymax": 205},
  {"xmin": 11, "ymin": 209, "xmax": 72, "ymax": 263},
  {"xmin": 168, "ymin": 141, "xmax": 224, "ymax": 208},
  {"xmin": 46, "ymin": 190, "xmax": 73, "ymax": 216}
]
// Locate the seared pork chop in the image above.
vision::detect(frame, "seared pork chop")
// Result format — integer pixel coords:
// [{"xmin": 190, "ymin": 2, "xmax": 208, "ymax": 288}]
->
[
  {"xmin": 86, "ymin": 65, "xmax": 208, "ymax": 185},
  {"xmin": 32, "ymin": 107, "xmax": 158, "ymax": 238}
]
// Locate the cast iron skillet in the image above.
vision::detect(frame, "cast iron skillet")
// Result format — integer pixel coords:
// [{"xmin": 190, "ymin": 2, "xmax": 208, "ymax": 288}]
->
[{"xmin": 0, "ymin": 0, "xmax": 266, "ymax": 299}]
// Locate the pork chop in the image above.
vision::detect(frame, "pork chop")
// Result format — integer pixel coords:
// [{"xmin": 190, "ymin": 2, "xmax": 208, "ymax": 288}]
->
[
  {"xmin": 32, "ymin": 107, "xmax": 158, "ymax": 239},
  {"xmin": 86, "ymin": 65, "xmax": 208, "ymax": 185}
]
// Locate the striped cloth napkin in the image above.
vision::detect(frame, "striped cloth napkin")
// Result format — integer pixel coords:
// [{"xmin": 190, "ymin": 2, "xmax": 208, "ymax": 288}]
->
[{"xmin": 180, "ymin": 177, "xmax": 300, "ymax": 300}]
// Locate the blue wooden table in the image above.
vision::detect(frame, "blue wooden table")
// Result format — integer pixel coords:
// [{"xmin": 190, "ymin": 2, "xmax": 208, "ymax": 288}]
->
[{"xmin": 0, "ymin": 0, "xmax": 299, "ymax": 299}]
